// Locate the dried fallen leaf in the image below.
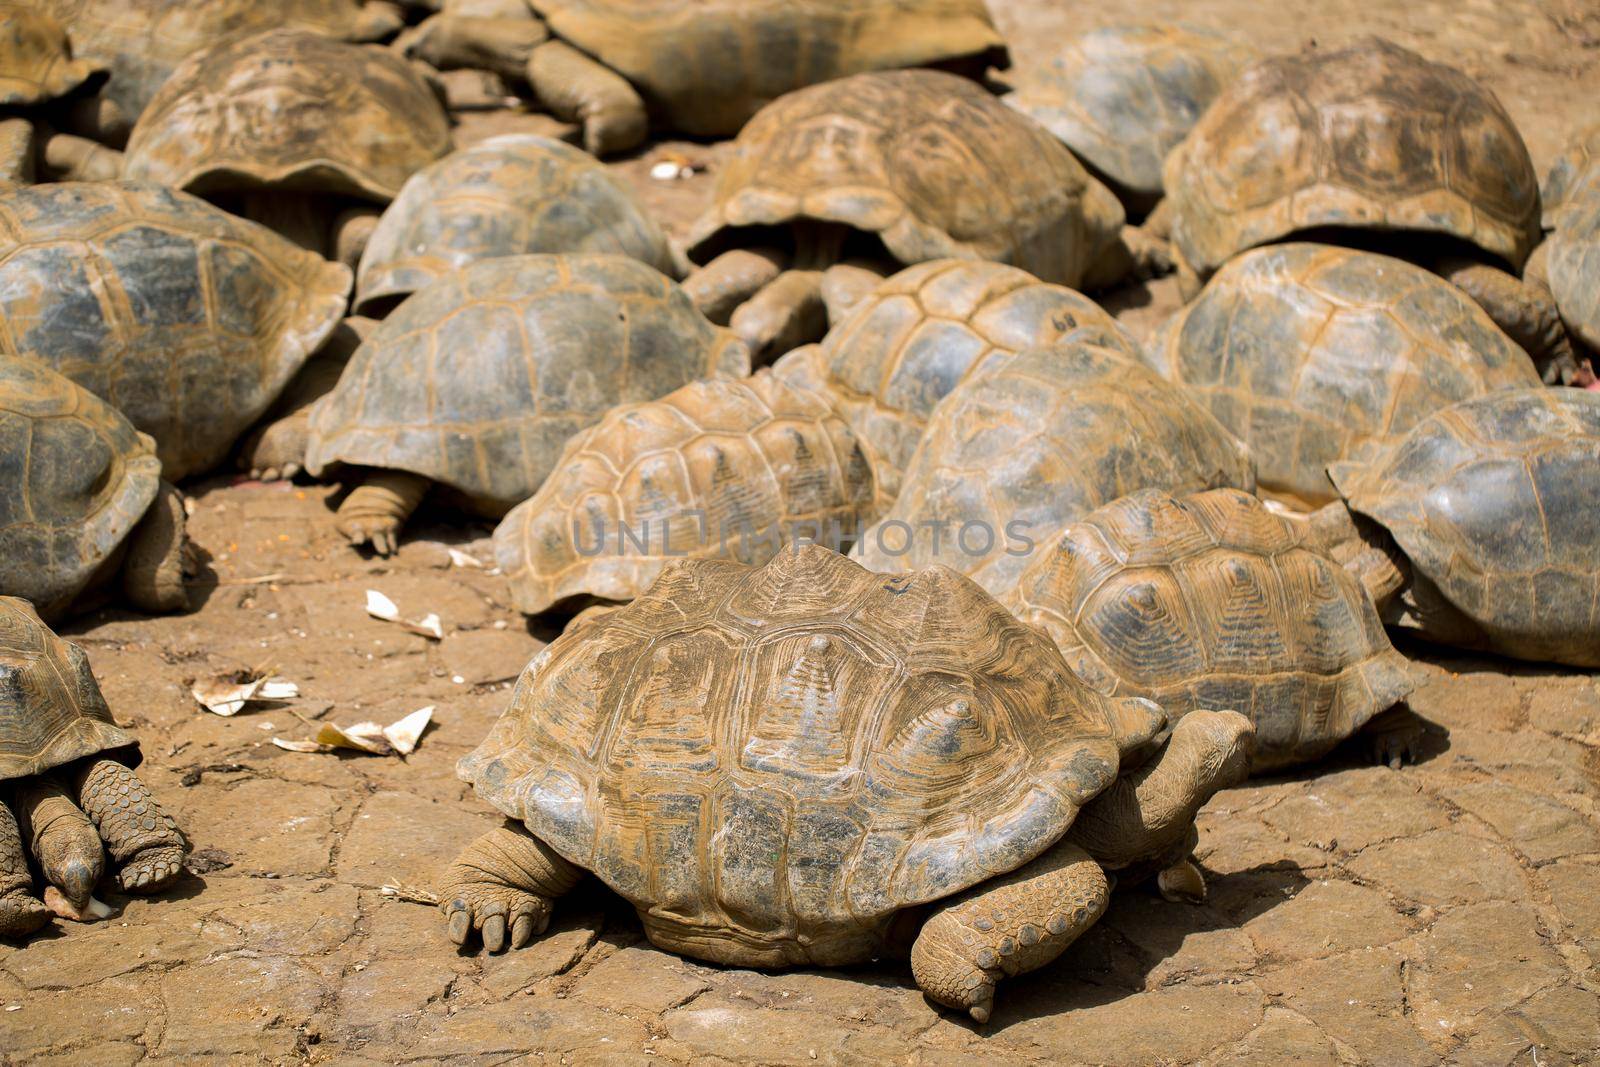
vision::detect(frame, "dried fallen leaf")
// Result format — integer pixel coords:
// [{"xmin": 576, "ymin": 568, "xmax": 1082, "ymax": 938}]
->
[
  {"xmin": 271, "ymin": 737, "xmax": 331, "ymax": 753},
  {"xmin": 191, "ymin": 671, "xmax": 299, "ymax": 716},
  {"xmin": 274, "ymin": 707, "xmax": 435, "ymax": 758},
  {"xmin": 447, "ymin": 547, "xmax": 484, "ymax": 569},
  {"xmin": 365, "ymin": 589, "xmax": 445, "ymax": 639},
  {"xmin": 380, "ymin": 882, "xmax": 440, "ymax": 906},
  {"xmin": 384, "ymin": 706, "xmax": 434, "ymax": 755}
]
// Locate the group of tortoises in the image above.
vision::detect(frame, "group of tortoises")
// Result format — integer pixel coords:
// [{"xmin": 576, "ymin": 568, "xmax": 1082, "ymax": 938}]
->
[{"xmin": 2, "ymin": 0, "xmax": 1599, "ymax": 1025}]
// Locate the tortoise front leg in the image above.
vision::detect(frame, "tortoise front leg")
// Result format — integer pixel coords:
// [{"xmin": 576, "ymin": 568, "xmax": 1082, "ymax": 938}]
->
[
  {"xmin": 336, "ymin": 470, "xmax": 431, "ymax": 557},
  {"xmin": 683, "ymin": 248, "xmax": 788, "ymax": 325},
  {"xmin": 121, "ymin": 481, "xmax": 191, "ymax": 615},
  {"xmin": 71, "ymin": 759, "xmax": 187, "ymax": 894},
  {"xmin": 525, "ymin": 40, "xmax": 647, "ymax": 157},
  {"xmin": 441, "ymin": 823, "xmax": 581, "ymax": 953},
  {"xmin": 730, "ymin": 270, "xmax": 828, "ymax": 365},
  {"xmin": 14, "ymin": 776, "xmax": 104, "ymax": 911},
  {"xmin": 910, "ymin": 841, "xmax": 1109, "ymax": 1023},
  {"xmin": 0, "ymin": 796, "xmax": 48, "ymax": 939}
]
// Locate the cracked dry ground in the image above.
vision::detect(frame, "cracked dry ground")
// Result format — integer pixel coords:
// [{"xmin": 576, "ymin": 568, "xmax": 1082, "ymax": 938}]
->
[{"xmin": 7, "ymin": 0, "xmax": 1600, "ymax": 1061}]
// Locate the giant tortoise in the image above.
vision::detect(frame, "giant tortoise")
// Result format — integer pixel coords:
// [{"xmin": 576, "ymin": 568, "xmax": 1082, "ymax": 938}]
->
[
  {"xmin": 441, "ymin": 544, "xmax": 1254, "ymax": 1022},
  {"xmin": 0, "ymin": 596, "xmax": 189, "ymax": 939},
  {"xmin": 305, "ymin": 254, "xmax": 750, "ymax": 555}
]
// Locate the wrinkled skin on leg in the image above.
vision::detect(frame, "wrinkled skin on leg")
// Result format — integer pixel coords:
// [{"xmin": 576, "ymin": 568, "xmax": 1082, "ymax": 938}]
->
[
  {"xmin": 0, "ymin": 117, "xmax": 37, "ymax": 187},
  {"xmin": 441, "ymin": 823, "xmax": 582, "ymax": 953},
  {"xmin": 525, "ymin": 40, "xmax": 647, "ymax": 157},
  {"xmin": 730, "ymin": 270, "xmax": 827, "ymax": 365},
  {"xmin": 14, "ymin": 776, "xmax": 104, "ymax": 909},
  {"xmin": 0, "ymin": 796, "xmax": 49, "ymax": 939},
  {"xmin": 683, "ymin": 248, "xmax": 787, "ymax": 325},
  {"xmin": 1433, "ymin": 256, "xmax": 1578, "ymax": 384},
  {"xmin": 1362, "ymin": 704, "xmax": 1429, "ymax": 769},
  {"xmin": 820, "ymin": 259, "xmax": 892, "ymax": 325},
  {"xmin": 911, "ymin": 841, "xmax": 1108, "ymax": 1023},
  {"xmin": 397, "ymin": 13, "xmax": 549, "ymax": 80},
  {"xmin": 239, "ymin": 319, "xmax": 372, "ymax": 482},
  {"xmin": 39, "ymin": 131, "xmax": 123, "ymax": 183},
  {"xmin": 335, "ymin": 470, "xmax": 431, "ymax": 557},
  {"xmin": 121, "ymin": 481, "xmax": 192, "ymax": 616},
  {"xmin": 72, "ymin": 759, "xmax": 187, "ymax": 894}
]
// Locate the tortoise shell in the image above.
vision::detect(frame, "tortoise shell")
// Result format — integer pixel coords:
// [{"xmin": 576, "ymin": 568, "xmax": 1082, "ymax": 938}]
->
[
  {"xmin": 817, "ymin": 259, "xmax": 1139, "ymax": 500},
  {"xmin": 1005, "ymin": 488, "xmax": 1413, "ymax": 771},
  {"xmin": 1329, "ymin": 388, "xmax": 1600, "ymax": 668},
  {"xmin": 1165, "ymin": 37, "xmax": 1540, "ymax": 275},
  {"xmin": 33, "ymin": 0, "xmax": 390, "ymax": 133},
  {"xmin": 1005, "ymin": 25, "xmax": 1254, "ymax": 204},
  {"xmin": 0, "ymin": 3, "xmax": 102, "ymax": 106},
  {"xmin": 1541, "ymin": 123, "xmax": 1600, "ymax": 228},
  {"xmin": 1145, "ymin": 244, "xmax": 1542, "ymax": 507},
  {"xmin": 854, "ymin": 339, "xmax": 1256, "ymax": 599},
  {"xmin": 123, "ymin": 29, "xmax": 452, "ymax": 202},
  {"xmin": 355, "ymin": 135, "xmax": 674, "ymax": 314},
  {"xmin": 306, "ymin": 254, "xmax": 751, "ymax": 514},
  {"xmin": 685, "ymin": 70, "xmax": 1125, "ymax": 290},
  {"xmin": 0, "ymin": 595, "xmax": 137, "ymax": 781},
  {"xmin": 529, "ymin": 0, "xmax": 1007, "ymax": 138},
  {"xmin": 0, "ymin": 181, "xmax": 352, "ymax": 480},
  {"xmin": 495, "ymin": 370, "xmax": 878, "ymax": 615},
  {"xmin": 0, "ymin": 356, "xmax": 160, "ymax": 619},
  {"xmin": 458, "ymin": 543, "xmax": 1121, "ymax": 966},
  {"xmin": 1545, "ymin": 177, "xmax": 1600, "ymax": 352}
]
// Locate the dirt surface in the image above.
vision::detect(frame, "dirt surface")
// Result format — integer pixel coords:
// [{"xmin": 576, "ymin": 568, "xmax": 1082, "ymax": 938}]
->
[{"xmin": 5, "ymin": 1, "xmax": 1600, "ymax": 1063}]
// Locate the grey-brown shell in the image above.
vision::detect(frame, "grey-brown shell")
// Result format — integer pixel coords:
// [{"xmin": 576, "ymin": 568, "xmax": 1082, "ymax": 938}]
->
[
  {"xmin": 1329, "ymin": 388, "xmax": 1600, "ymax": 668},
  {"xmin": 0, "ymin": 595, "xmax": 137, "ymax": 781},
  {"xmin": 816, "ymin": 259, "xmax": 1139, "ymax": 500},
  {"xmin": 306, "ymin": 254, "xmax": 751, "ymax": 514},
  {"xmin": 30, "ymin": 0, "xmax": 388, "ymax": 132},
  {"xmin": 854, "ymin": 339, "xmax": 1256, "ymax": 598},
  {"xmin": 1005, "ymin": 24, "xmax": 1254, "ymax": 203},
  {"xmin": 1145, "ymin": 243, "xmax": 1541, "ymax": 507},
  {"xmin": 123, "ymin": 29, "xmax": 451, "ymax": 202},
  {"xmin": 1005, "ymin": 488, "xmax": 1413, "ymax": 771},
  {"xmin": 1166, "ymin": 37, "xmax": 1540, "ymax": 275},
  {"xmin": 1545, "ymin": 176, "xmax": 1600, "ymax": 353},
  {"xmin": 0, "ymin": 356, "xmax": 160, "ymax": 619},
  {"xmin": 0, "ymin": 3, "xmax": 102, "ymax": 106},
  {"xmin": 686, "ymin": 70, "xmax": 1125, "ymax": 290},
  {"xmin": 529, "ymin": 0, "xmax": 1007, "ymax": 138},
  {"xmin": 1541, "ymin": 123, "xmax": 1600, "ymax": 228},
  {"xmin": 355, "ymin": 135, "xmax": 674, "ymax": 314},
  {"xmin": 458, "ymin": 544, "xmax": 1119, "ymax": 966},
  {"xmin": 0, "ymin": 181, "xmax": 352, "ymax": 480},
  {"xmin": 495, "ymin": 370, "xmax": 877, "ymax": 615}
]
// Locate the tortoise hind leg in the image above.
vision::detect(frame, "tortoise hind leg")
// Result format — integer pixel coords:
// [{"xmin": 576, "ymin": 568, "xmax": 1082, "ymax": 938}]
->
[
  {"xmin": 525, "ymin": 40, "xmax": 647, "ymax": 157},
  {"xmin": 441, "ymin": 824, "xmax": 581, "ymax": 953},
  {"xmin": 910, "ymin": 842, "xmax": 1109, "ymax": 1023},
  {"xmin": 122, "ymin": 481, "xmax": 191, "ymax": 615},
  {"xmin": 336, "ymin": 470, "xmax": 431, "ymax": 557},
  {"xmin": 0, "ymin": 797, "xmax": 48, "ymax": 939},
  {"xmin": 71, "ymin": 759, "xmax": 187, "ymax": 894},
  {"xmin": 14, "ymin": 776, "xmax": 104, "ymax": 909}
]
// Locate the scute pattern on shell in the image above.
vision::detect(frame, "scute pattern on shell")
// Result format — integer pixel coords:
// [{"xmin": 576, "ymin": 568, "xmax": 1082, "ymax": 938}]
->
[
  {"xmin": 123, "ymin": 29, "xmax": 451, "ymax": 201},
  {"xmin": 1005, "ymin": 488, "xmax": 1413, "ymax": 770},
  {"xmin": 459, "ymin": 544, "xmax": 1120, "ymax": 966},
  {"xmin": 529, "ymin": 0, "xmax": 1006, "ymax": 138},
  {"xmin": 1330, "ymin": 388, "xmax": 1600, "ymax": 667},
  {"xmin": 1541, "ymin": 123, "xmax": 1600, "ymax": 228},
  {"xmin": 306, "ymin": 254, "xmax": 752, "ymax": 513},
  {"xmin": 1145, "ymin": 244, "xmax": 1541, "ymax": 507},
  {"xmin": 0, "ymin": 3, "xmax": 102, "ymax": 106},
  {"xmin": 1545, "ymin": 178, "xmax": 1600, "ymax": 353},
  {"xmin": 1005, "ymin": 24, "xmax": 1254, "ymax": 201},
  {"xmin": 31, "ymin": 0, "xmax": 384, "ymax": 130},
  {"xmin": 1166, "ymin": 37, "xmax": 1540, "ymax": 274},
  {"xmin": 818, "ymin": 259, "xmax": 1139, "ymax": 501},
  {"xmin": 854, "ymin": 340, "xmax": 1256, "ymax": 599},
  {"xmin": 356, "ymin": 135, "xmax": 675, "ymax": 313},
  {"xmin": 496, "ymin": 371, "xmax": 878, "ymax": 615},
  {"xmin": 0, "ymin": 595, "xmax": 136, "ymax": 781},
  {"xmin": 685, "ymin": 70, "xmax": 1125, "ymax": 290},
  {"xmin": 0, "ymin": 181, "xmax": 353, "ymax": 480},
  {"xmin": 0, "ymin": 356, "xmax": 160, "ymax": 618}
]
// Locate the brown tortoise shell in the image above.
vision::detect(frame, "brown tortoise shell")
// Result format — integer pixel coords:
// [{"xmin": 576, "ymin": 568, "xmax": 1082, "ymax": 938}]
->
[
  {"xmin": 0, "ymin": 595, "xmax": 137, "ymax": 781},
  {"xmin": 1330, "ymin": 388, "xmax": 1600, "ymax": 668},
  {"xmin": 0, "ymin": 3, "xmax": 102, "ymax": 107},
  {"xmin": 0, "ymin": 356, "xmax": 160, "ymax": 619},
  {"xmin": 1165, "ymin": 37, "xmax": 1541, "ymax": 275},
  {"xmin": 306, "ymin": 254, "xmax": 752, "ymax": 515},
  {"xmin": 854, "ymin": 339, "xmax": 1256, "ymax": 600},
  {"xmin": 494, "ymin": 370, "xmax": 878, "ymax": 616},
  {"xmin": 813, "ymin": 259, "xmax": 1140, "ymax": 501},
  {"xmin": 529, "ymin": 0, "xmax": 1007, "ymax": 138},
  {"xmin": 1144, "ymin": 243, "xmax": 1542, "ymax": 508},
  {"xmin": 1545, "ymin": 172, "xmax": 1600, "ymax": 353},
  {"xmin": 1005, "ymin": 488, "xmax": 1413, "ymax": 771},
  {"xmin": 123, "ymin": 29, "xmax": 451, "ymax": 202},
  {"xmin": 0, "ymin": 181, "xmax": 352, "ymax": 480},
  {"xmin": 459, "ymin": 544, "xmax": 1121, "ymax": 967},
  {"xmin": 34, "ymin": 0, "xmax": 388, "ymax": 133},
  {"xmin": 685, "ymin": 69, "xmax": 1125, "ymax": 290},
  {"xmin": 355, "ymin": 135, "xmax": 675, "ymax": 314}
]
